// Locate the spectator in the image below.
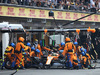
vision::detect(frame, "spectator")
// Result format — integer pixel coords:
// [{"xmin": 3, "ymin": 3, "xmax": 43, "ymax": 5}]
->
[
  {"xmin": 24, "ymin": 0, "xmax": 29, "ymax": 5},
  {"xmin": 87, "ymin": 3, "xmax": 91, "ymax": 12},
  {"xmin": 29, "ymin": 0, "xmax": 32, "ymax": 6},
  {"xmin": 44, "ymin": 0, "xmax": 48, "ymax": 7},
  {"xmin": 11, "ymin": 0, "xmax": 18, "ymax": 4},
  {"xmin": 63, "ymin": 2, "xmax": 68, "ymax": 9},
  {"xmin": 98, "ymin": 0, "xmax": 100, "ymax": 9},
  {"xmin": 74, "ymin": 0, "xmax": 81, "ymax": 10},
  {"xmin": 66, "ymin": 0, "xmax": 70, "ymax": 4},
  {"xmin": 17, "ymin": 0, "xmax": 21, "ymax": 5},
  {"xmin": 40, "ymin": 0, "xmax": 46, "ymax": 7},
  {"xmin": 78, "ymin": 2, "xmax": 84, "ymax": 11},
  {"xmin": 64, "ymin": 1, "xmax": 75, "ymax": 10},
  {"xmin": 53, "ymin": 0, "xmax": 57, "ymax": 8},
  {"xmin": 50, "ymin": 2, "xmax": 55, "ymax": 8},
  {"xmin": 48, "ymin": 0, "xmax": 52, "ymax": 7},
  {"xmin": 36, "ymin": 0, "xmax": 41, "ymax": 7},
  {"xmin": 95, "ymin": 0, "xmax": 98, "ymax": 9},
  {"xmin": 83, "ymin": 0, "xmax": 90, "ymax": 6},
  {"xmin": 2, "ymin": 0, "xmax": 10, "ymax": 3},
  {"xmin": 90, "ymin": 0, "xmax": 96, "ymax": 12},
  {"xmin": 90, "ymin": 0, "xmax": 95, "ymax": 8},
  {"xmin": 59, "ymin": 1, "xmax": 64, "ymax": 9},
  {"xmin": 80, "ymin": 0, "xmax": 89, "ymax": 12},
  {"xmin": 56, "ymin": 0, "xmax": 61, "ymax": 8},
  {"xmin": 57, "ymin": 0, "xmax": 61, "ymax": 3},
  {"xmin": 31, "ymin": 0, "xmax": 37, "ymax": 6},
  {"xmin": 70, "ymin": 0, "xmax": 75, "ymax": 10}
]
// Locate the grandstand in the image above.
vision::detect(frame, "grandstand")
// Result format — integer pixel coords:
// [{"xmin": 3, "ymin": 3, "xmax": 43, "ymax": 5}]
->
[{"xmin": 0, "ymin": 0, "xmax": 100, "ymax": 12}]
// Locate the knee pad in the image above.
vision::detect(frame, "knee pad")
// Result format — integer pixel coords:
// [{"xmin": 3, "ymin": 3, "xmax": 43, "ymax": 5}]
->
[
  {"xmin": 11, "ymin": 61, "xmax": 16, "ymax": 68},
  {"xmin": 66, "ymin": 61, "xmax": 73, "ymax": 68},
  {"xmin": 2, "ymin": 62, "xmax": 5, "ymax": 67}
]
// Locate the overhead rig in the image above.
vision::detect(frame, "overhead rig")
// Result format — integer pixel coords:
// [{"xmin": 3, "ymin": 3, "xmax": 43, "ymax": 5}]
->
[{"xmin": 0, "ymin": 27, "xmax": 96, "ymax": 33}]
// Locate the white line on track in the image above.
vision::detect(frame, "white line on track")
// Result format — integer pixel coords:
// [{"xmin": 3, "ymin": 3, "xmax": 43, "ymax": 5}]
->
[{"xmin": 0, "ymin": 71, "xmax": 15, "ymax": 74}]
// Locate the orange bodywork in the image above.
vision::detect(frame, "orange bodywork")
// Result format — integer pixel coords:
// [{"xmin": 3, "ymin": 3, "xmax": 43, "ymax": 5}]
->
[{"xmin": 46, "ymin": 53, "xmax": 59, "ymax": 65}]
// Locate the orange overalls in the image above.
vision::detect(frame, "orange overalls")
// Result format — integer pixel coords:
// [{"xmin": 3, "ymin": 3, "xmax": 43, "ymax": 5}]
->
[
  {"xmin": 36, "ymin": 44, "xmax": 51, "ymax": 58},
  {"xmin": 4, "ymin": 46, "xmax": 15, "ymax": 63},
  {"xmin": 62, "ymin": 42, "xmax": 76, "ymax": 65},
  {"xmin": 24, "ymin": 46, "xmax": 31, "ymax": 54},
  {"xmin": 79, "ymin": 53, "xmax": 91, "ymax": 68},
  {"xmin": 86, "ymin": 53, "xmax": 91, "ymax": 65},
  {"xmin": 30, "ymin": 51, "xmax": 41, "ymax": 65},
  {"xmin": 24, "ymin": 46, "xmax": 32, "ymax": 63},
  {"xmin": 79, "ymin": 55, "xmax": 87, "ymax": 68},
  {"xmin": 76, "ymin": 46, "xmax": 81, "ymax": 56},
  {"xmin": 30, "ymin": 51, "xmax": 40, "ymax": 58},
  {"xmin": 15, "ymin": 42, "xmax": 25, "ymax": 67},
  {"xmin": 58, "ymin": 43, "xmax": 65, "ymax": 51},
  {"xmin": 73, "ymin": 53, "xmax": 78, "ymax": 67},
  {"xmin": 58, "ymin": 47, "xmax": 64, "ymax": 51},
  {"xmin": 80, "ymin": 53, "xmax": 91, "ymax": 64}
]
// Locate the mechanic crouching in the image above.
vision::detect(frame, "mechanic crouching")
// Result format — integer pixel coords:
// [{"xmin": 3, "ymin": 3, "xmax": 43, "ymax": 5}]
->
[
  {"xmin": 58, "ymin": 42, "xmax": 65, "ymax": 54},
  {"xmin": 30, "ymin": 47, "xmax": 42, "ymax": 68},
  {"xmin": 79, "ymin": 48, "xmax": 91, "ymax": 69},
  {"xmin": 73, "ymin": 42, "xmax": 81, "ymax": 57},
  {"xmin": 2, "ymin": 43, "xmax": 16, "ymax": 69},
  {"xmin": 73, "ymin": 53, "xmax": 79, "ymax": 69},
  {"xmin": 24, "ymin": 42, "xmax": 32, "ymax": 68}
]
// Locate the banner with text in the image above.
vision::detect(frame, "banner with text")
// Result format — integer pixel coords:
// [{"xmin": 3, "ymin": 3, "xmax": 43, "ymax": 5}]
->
[{"xmin": 0, "ymin": 6, "xmax": 100, "ymax": 22}]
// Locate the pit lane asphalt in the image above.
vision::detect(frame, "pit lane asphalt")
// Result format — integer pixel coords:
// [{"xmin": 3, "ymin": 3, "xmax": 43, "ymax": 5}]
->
[{"xmin": 0, "ymin": 68, "xmax": 100, "ymax": 75}]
